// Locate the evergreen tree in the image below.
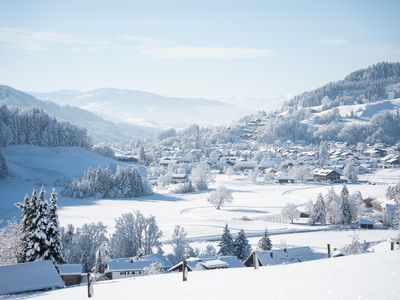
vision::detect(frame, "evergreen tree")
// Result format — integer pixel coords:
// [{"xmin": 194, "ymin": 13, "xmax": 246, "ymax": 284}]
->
[
  {"xmin": 309, "ymin": 193, "xmax": 327, "ymax": 224},
  {"xmin": 258, "ymin": 227, "xmax": 272, "ymax": 251},
  {"xmin": 47, "ymin": 190, "xmax": 64, "ymax": 264},
  {"xmin": 217, "ymin": 224, "xmax": 235, "ymax": 256},
  {"xmin": 26, "ymin": 187, "xmax": 50, "ymax": 262},
  {"xmin": 0, "ymin": 151, "xmax": 8, "ymax": 180},
  {"xmin": 340, "ymin": 185, "xmax": 352, "ymax": 224},
  {"xmin": 234, "ymin": 229, "xmax": 251, "ymax": 260},
  {"xmin": 94, "ymin": 241, "xmax": 109, "ymax": 274},
  {"xmin": 16, "ymin": 193, "xmax": 32, "ymax": 263},
  {"xmin": 325, "ymin": 187, "xmax": 340, "ymax": 224}
]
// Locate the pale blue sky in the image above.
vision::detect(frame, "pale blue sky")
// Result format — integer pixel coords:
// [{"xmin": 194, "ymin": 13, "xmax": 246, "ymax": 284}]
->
[{"xmin": 0, "ymin": 0, "xmax": 399, "ymax": 100}]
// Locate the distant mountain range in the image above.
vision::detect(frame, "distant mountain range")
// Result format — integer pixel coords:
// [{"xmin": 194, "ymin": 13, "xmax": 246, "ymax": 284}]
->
[
  {"xmin": 30, "ymin": 88, "xmax": 257, "ymax": 128},
  {"xmin": 0, "ymin": 85, "xmax": 158, "ymax": 144}
]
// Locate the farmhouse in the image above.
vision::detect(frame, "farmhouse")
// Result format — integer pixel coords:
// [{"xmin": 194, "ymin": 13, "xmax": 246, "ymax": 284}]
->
[
  {"xmin": 243, "ymin": 247, "xmax": 325, "ymax": 267},
  {"xmin": 311, "ymin": 169, "xmax": 341, "ymax": 182},
  {"xmin": 59, "ymin": 264, "xmax": 83, "ymax": 286},
  {"xmin": 0, "ymin": 260, "xmax": 64, "ymax": 295}
]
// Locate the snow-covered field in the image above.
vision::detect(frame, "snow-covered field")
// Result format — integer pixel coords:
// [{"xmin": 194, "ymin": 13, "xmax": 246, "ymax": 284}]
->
[
  {"xmin": 1, "ymin": 145, "xmax": 399, "ymax": 253},
  {"xmin": 12, "ymin": 251, "xmax": 400, "ymax": 300}
]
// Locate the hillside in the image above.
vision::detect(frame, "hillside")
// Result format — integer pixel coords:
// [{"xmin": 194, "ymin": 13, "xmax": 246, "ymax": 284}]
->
[
  {"xmin": 0, "ymin": 145, "xmax": 144, "ymax": 221},
  {"xmin": 287, "ymin": 62, "xmax": 400, "ymax": 108},
  {"xmin": 31, "ymin": 88, "xmax": 254, "ymax": 128},
  {"xmin": 215, "ymin": 63, "xmax": 400, "ymax": 145},
  {"xmin": 15, "ymin": 251, "xmax": 400, "ymax": 300},
  {"xmin": 0, "ymin": 85, "xmax": 158, "ymax": 143}
]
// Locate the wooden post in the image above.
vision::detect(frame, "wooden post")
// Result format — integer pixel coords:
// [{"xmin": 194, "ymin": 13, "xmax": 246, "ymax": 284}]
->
[
  {"xmin": 391, "ymin": 241, "xmax": 394, "ymax": 251},
  {"xmin": 182, "ymin": 259, "xmax": 188, "ymax": 281},
  {"xmin": 253, "ymin": 252, "xmax": 259, "ymax": 269},
  {"xmin": 327, "ymin": 243, "xmax": 331, "ymax": 258},
  {"xmin": 87, "ymin": 273, "xmax": 91, "ymax": 298}
]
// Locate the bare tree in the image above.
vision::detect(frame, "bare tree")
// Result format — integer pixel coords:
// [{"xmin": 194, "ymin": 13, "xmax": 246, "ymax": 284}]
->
[{"xmin": 208, "ymin": 185, "xmax": 233, "ymax": 210}]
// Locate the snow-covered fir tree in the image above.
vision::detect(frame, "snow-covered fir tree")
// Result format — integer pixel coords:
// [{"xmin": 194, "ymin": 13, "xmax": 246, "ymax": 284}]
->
[
  {"xmin": 218, "ymin": 224, "xmax": 235, "ymax": 256},
  {"xmin": 0, "ymin": 150, "xmax": 8, "ymax": 180},
  {"xmin": 18, "ymin": 188, "xmax": 51, "ymax": 262},
  {"xmin": 339, "ymin": 185, "xmax": 352, "ymax": 225},
  {"xmin": 234, "ymin": 229, "xmax": 251, "ymax": 260},
  {"xmin": 258, "ymin": 227, "xmax": 272, "ymax": 251},
  {"xmin": 46, "ymin": 190, "xmax": 64, "ymax": 264},
  {"xmin": 94, "ymin": 241, "xmax": 109, "ymax": 274},
  {"xmin": 325, "ymin": 187, "xmax": 340, "ymax": 224},
  {"xmin": 309, "ymin": 193, "xmax": 327, "ymax": 225}
]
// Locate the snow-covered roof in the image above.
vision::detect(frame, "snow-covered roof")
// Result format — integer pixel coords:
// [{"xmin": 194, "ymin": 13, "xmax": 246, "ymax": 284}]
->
[
  {"xmin": 169, "ymin": 256, "xmax": 245, "ymax": 272},
  {"xmin": 142, "ymin": 253, "xmax": 172, "ymax": 269},
  {"xmin": 245, "ymin": 247, "xmax": 325, "ymax": 267},
  {"xmin": 311, "ymin": 168, "xmax": 340, "ymax": 176},
  {"xmin": 199, "ymin": 259, "xmax": 229, "ymax": 270},
  {"xmin": 0, "ymin": 260, "xmax": 64, "ymax": 295},
  {"xmin": 107, "ymin": 258, "xmax": 154, "ymax": 272},
  {"xmin": 59, "ymin": 264, "xmax": 82, "ymax": 275},
  {"xmin": 218, "ymin": 256, "xmax": 245, "ymax": 268}
]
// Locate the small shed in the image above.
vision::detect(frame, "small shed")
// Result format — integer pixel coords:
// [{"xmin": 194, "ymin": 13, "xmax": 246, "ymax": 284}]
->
[
  {"xmin": 59, "ymin": 264, "xmax": 82, "ymax": 286},
  {"xmin": 0, "ymin": 260, "xmax": 64, "ymax": 295}
]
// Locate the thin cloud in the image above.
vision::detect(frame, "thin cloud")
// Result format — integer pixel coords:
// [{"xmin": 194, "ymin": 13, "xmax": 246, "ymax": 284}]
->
[
  {"xmin": 137, "ymin": 46, "xmax": 274, "ymax": 60},
  {"xmin": 0, "ymin": 27, "xmax": 108, "ymax": 51},
  {"xmin": 321, "ymin": 38, "xmax": 349, "ymax": 46},
  {"xmin": 0, "ymin": 27, "xmax": 273, "ymax": 60}
]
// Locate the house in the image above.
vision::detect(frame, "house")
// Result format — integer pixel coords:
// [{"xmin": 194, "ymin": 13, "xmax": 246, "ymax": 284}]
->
[
  {"xmin": 382, "ymin": 203, "xmax": 400, "ymax": 226},
  {"xmin": 168, "ymin": 256, "xmax": 245, "ymax": 272},
  {"xmin": 0, "ymin": 260, "xmax": 64, "ymax": 295},
  {"xmin": 159, "ymin": 157, "xmax": 178, "ymax": 166},
  {"xmin": 276, "ymin": 176, "xmax": 295, "ymax": 184},
  {"xmin": 311, "ymin": 169, "xmax": 341, "ymax": 182},
  {"xmin": 243, "ymin": 247, "xmax": 326, "ymax": 267},
  {"xmin": 59, "ymin": 264, "xmax": 82, "ymax": 286},
  {"xmin": 107, "ymin": 259, "xmax": 154, "ymax": 279},
  {"xmin": 171, "ymin": 173, "xmax": 189, "ymax": 183},
  {"xmin": 107, "ymin": 254, "xmax": 171, "ymax": 280},
  {"xmin": 364, "ymin": 148, "xmax": 386, "ymax": 158}
]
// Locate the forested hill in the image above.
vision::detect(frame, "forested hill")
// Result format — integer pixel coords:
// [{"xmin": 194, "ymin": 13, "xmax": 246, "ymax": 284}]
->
[
  {"xmin": 0, "ymin": 105, "xmax": 91, "ymax": 148},
  {"xmin": 0, "ymin": 85, "xmax": 158, "ymax": 144},
  {"xmin": 286, "ymin": 62, "xmax": 400, "ymax": 108}
]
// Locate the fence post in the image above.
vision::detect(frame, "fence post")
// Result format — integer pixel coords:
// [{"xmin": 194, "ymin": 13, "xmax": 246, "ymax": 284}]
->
[
  {"xmin": 327, "ymin": 243, "xmax": 331, "ymax": 258},
  {"xmin": 182, "ymin": 259, "xmax": 188, "ymax": 281},
  {"xmin": 253, "ymin": 251, "xmax": 259, "ymax": 269},
  {"xmin": 87, "ymin": 273, "xmax": 93, "ymax": 298}
]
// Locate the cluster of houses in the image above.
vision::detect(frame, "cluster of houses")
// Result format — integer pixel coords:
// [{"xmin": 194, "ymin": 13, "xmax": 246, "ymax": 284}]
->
[
  {"xmin": 0, "ymin": 245, "xmax": 329, "ymax": 296},
  {"xmin": 4, "ymin": 238, "xmax": 398, "ymax": 296},
  {"xmin": 147, "ymin": 140, "xmax": 399, "ymax": 187}
]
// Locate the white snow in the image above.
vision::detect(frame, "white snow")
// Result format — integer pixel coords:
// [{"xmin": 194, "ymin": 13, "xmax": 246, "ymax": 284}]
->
[{"xmin": 13, "ymin": 251, "xmax": 400, "ymax": 300}]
